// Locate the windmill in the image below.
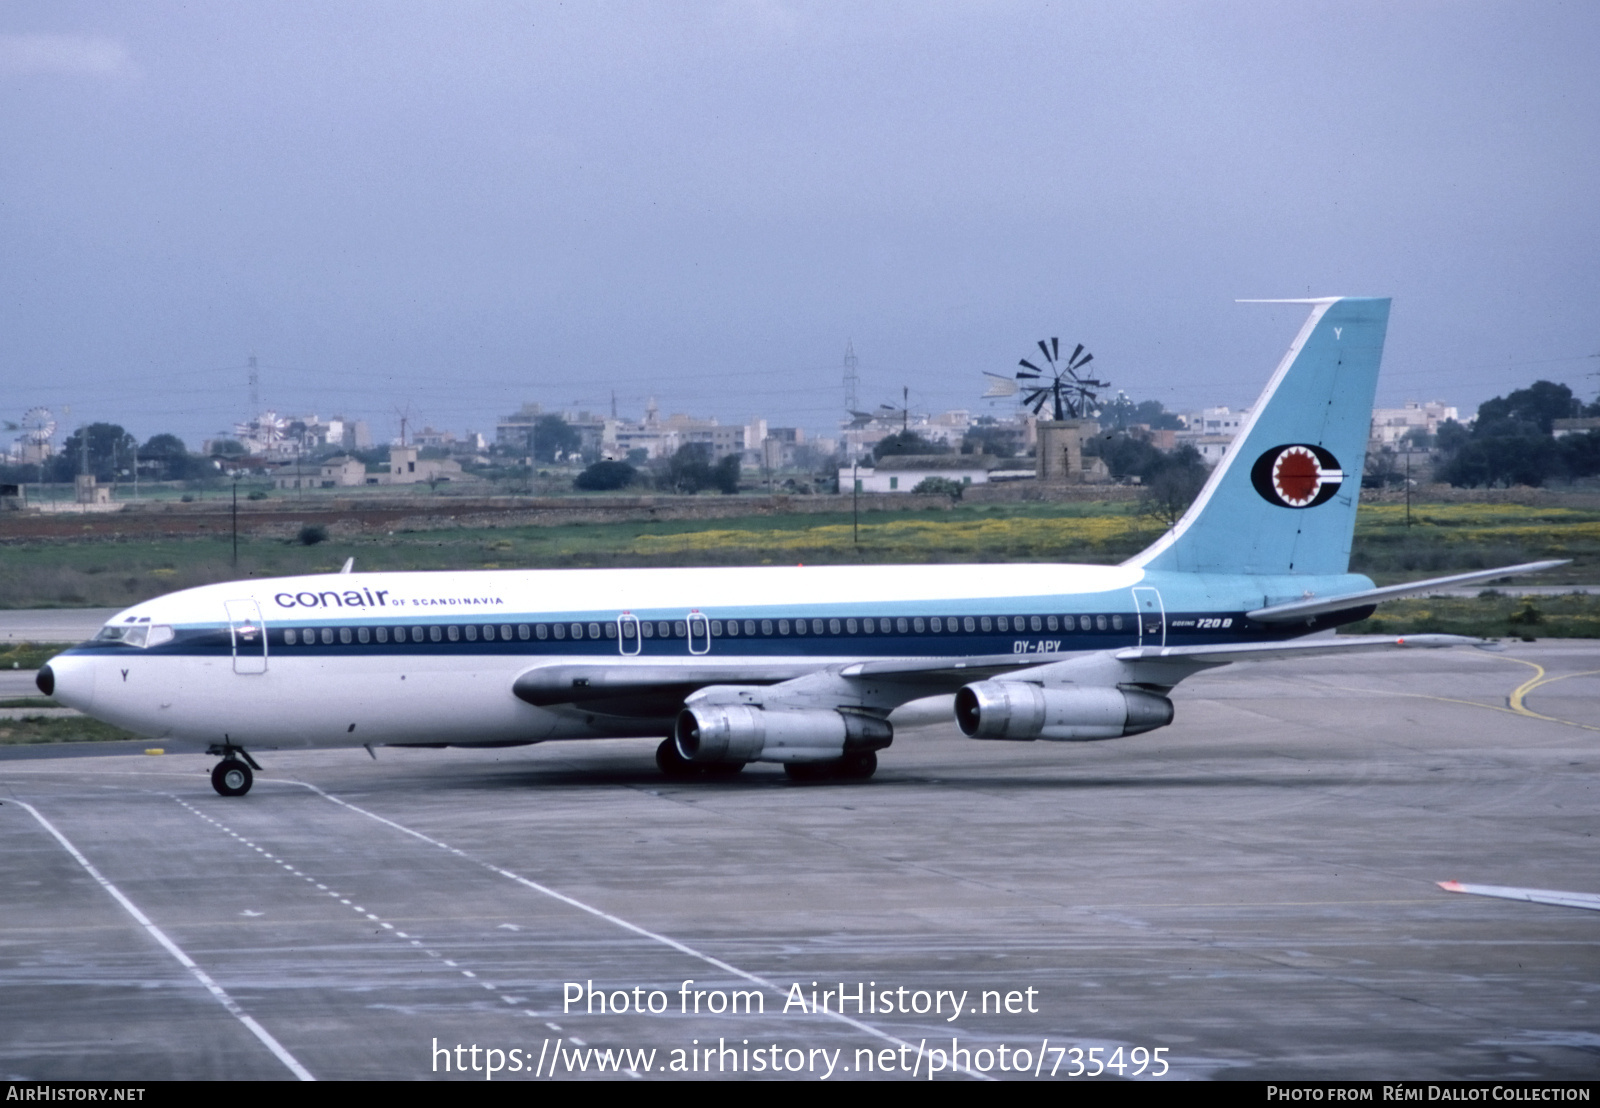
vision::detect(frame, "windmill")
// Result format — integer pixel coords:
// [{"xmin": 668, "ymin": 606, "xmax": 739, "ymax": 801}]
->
[
  {"xmin": 18, "ymin": 406, "xmax": 56, "ymax": 463},
  {"xmin": 984, "ymin": 338, "xmax": 1108, "ymax": 420}
]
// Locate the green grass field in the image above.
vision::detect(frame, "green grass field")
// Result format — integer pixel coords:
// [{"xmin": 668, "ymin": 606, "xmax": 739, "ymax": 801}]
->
[{"xmin": 3, "ymin": 498, "xmax": 1597, "ymax": 635}]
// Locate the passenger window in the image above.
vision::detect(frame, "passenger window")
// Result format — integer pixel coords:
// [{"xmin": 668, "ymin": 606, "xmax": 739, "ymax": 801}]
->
[
  {"xmin": 413, "ymin": 626, "xmax": 425, "ymax": 641},
  {"xmin": 1047, "ymin": 616, "xmax": 1058, "ymax": 631},
  {"xmin": 1095, "ymin": 615, "xmax": 1106, "ymax": 631},
  {"xmin": 794, "ymin": 620, "xmax": 807, "ymax": 635},
  {"xmin": 377, "ymin": 626, "xmax": 389, "ymax": 643},
  {"xmin": 641, "ymin": 622, "xmax": 653, "ymax": 638},
  {"xmin": 829, "ymin": 619, "xmax": 841, "ymax": 635},
  {"xmin": 673, "ymin": 621, "xmax": 686, "ymax": 638},
  {"xmin": 657, "ymin": 621, "xmax": 672, "ymax": 638},
  {"xmin": 321, "ymin": 628, "xmax": 334, "ymax": 644},
  {"xmin": 447, "ymin": 626, "xmax": 460, "ymax": 642},
  {"xmin": 896, "ymin": 618, "xmax": 909, "ymax": 633},
  {"xmin": 980, "ymin": 617, "xmax": 992, "ymax": 632},
  {"xmin": 930, "ymin": 617, "xmax": 942, "ymax": 632},
  {"xmin": 501, "ymin": 625, "xmax": 514, "ymax": 640},
  {"xmin": 429, "ymin": 626, "xmax": 443, "ymax": 642},
  {"xmin": 1112, "ymin": 615, "xmax": 1124, "ymax": 631},
  {"xmin": 846, "ymin": 619, "xmax": 858, "ymax": 634},
  {"xmin": 603, "ymin": 623, "xmax": 616, "ymax": 638},
  {"xmin": 778, "ymin": 620, "xmax": 790, "ymax": 635},
  {"xmin": 339, "ymin": 628, "xmax": 352, "ymax": 644},
  {"xmin": 913, "ymin": 618, "xmax": 925, "ymax": 633},
  {"xmin": 554, "ymin": 624, "xmax": 567, "ymax": 639},
  {"xmin": 744, "ymin": 620, "xmax": 756, "ymax": 636},
  {"xmin": 1031, "ymin": 616, "xmax": 1042, "ymax": 632},
  {"xmin": 358, "ymin": 627, "xmax": 370, "ymax": 643},
  {"xmin": 964, "ymin": 617, "xmax": 976, "ymax": 632},
  {"xmin": 723, "ymin": 620, "xmax": 737, "ymax": 636},
  {"xmin": 285, "ymin": 628, "xmax": 298, "ymax": 645},
  {"xmin": 536, "ymin": 624, "xmax": 548, "ymax": 640},
  {"xmin": 465, "ymin": 625, "xmax": 478, "ymax": 641},
  {"xmin": 589, "ymin": 623, "xmax": 602, "ymax": 639},
  {"xmin": 761, "ymin": 620, "xmax": 773, "ymax": 635},
  {"xmin": 863, "ymin": 618, "xmax": 875, "ymax": 634},
  {"xmin": 709, "ymin": 620, "xmax": 722, "ymax": 636},
  {"xmin": 1079, "ymin": 616, "xmax": 1091, "ymax": 631}
]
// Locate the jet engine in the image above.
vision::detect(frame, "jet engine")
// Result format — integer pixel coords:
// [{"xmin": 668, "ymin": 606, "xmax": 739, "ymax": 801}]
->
[
  {"xmin": 954, "ymin": 681, "xmax": 1173, "ymax": 742},
  {"xmin": 675, "ymin": 704, "xmax": 893, "ymax": 765}
]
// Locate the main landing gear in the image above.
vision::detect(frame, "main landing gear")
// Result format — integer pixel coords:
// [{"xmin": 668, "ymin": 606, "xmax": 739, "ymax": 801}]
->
[
  {"xmin": 207, "ymin": 743, "xmax": 262, "ymax": 797},
  {"xmin": 784, "ymin": 751, "xmax": 877, "ymax": 783}
]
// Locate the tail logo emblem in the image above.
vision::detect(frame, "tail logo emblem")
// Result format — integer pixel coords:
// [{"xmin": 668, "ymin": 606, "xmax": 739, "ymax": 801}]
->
[{"xmin": 1251, "ymin": 444, "xmax": 1344, "ymax": 509}]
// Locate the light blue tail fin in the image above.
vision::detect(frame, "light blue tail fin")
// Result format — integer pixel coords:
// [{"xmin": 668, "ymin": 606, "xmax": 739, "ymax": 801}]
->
[{"xmin": 1128, "ymin": 297, "xmax": 1390, "ymax": 576}]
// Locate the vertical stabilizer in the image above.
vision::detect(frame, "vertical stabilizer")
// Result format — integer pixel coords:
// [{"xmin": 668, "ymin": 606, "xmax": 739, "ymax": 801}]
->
[{"xmin": 1127, "ymin": 297, "xmax": 1390, "ymax": 576}]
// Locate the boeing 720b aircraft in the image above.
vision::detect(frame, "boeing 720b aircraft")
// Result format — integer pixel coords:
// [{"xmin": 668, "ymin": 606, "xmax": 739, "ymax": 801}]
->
[{"xmin": 38, "ymin": 298, "xmax": 1561, "ymax": 794}]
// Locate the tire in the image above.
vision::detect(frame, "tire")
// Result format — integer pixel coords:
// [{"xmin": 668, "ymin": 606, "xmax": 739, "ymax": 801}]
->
[
  {"xmin": 212, "ymin": 759, "xmax": 253, "ymax": 797},
  {"xmin": 783, "ymin": 761, "xmax": 832, "ymax": 782},
  {"xmin": 785, "ymin": 752, "xmax": 878, "ymax": 783},
  {"xmin": 836, "ymin": 751, "xmax": 878, "ymax": 780}
]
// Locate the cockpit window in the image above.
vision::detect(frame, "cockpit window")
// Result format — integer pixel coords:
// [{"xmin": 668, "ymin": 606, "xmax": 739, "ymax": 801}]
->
[
  {"xmin": 96, "ymin": 624, "xmax": 148, "ymax": 647},
  {"xmin": 93, "ymin": 624, "xmax": 173, "ymax": 649}
]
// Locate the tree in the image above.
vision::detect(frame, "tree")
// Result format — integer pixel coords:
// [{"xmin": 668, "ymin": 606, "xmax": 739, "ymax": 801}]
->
[
  {"xmin": 574, "ymin": 460, "xmax": 636, "ymax": 491},
  {"xmin": 912, "ymin": 476, "xmax": 964, "ymax": 500},
  {"xmin": 49, "ymin": 423, "xmax": 136, "ymax": 482},
  {"xmin": 873, "ymin": 431, "xmax": 947, "ymax": 459},
  {"xmin": 1474, "ymin": 381, "xmax": 1579, "ymax": 436},
  {"xmin": 525, "ymin": 415, "xmax": 582, "ymax": 463},
  {"xmin": 662, "ymin": 443, "xmax": 741, "ymax": 494},
  {"xmin": 1139, "ymin": 460, "xmax": 1208, "ymax": 530},
  {"xmin": 141, "ymin": 433, "xmax": 204, "ymax": 480},
  {"xmin": 1436, "ymin": 381, "xmax": 1581, "ymax": 487}
]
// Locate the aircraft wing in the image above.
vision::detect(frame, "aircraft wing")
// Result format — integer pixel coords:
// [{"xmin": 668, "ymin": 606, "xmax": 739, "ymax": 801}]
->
[
  {"xmin": 1114, "ymin": 633, "xmax": 1486, "ymax": 665},
  {"xmin": 1247, "ymin": 560, "xmax": 1568, "ymax": 623}
]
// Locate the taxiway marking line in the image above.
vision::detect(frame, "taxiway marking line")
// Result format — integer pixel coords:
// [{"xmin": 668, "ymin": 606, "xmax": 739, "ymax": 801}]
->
[
  {"xmin": 1505, "ymin": 664, "xmax": 1600, "ymax": 732},
  {"xmin": 1319, "ymin": 658, "xmax": 1600, "ymax": 734},
  {"xmin": 283, "ymin": 778, "xmax": 993, "ymax": 1081},
  {"xmin": 13, "ymin": 800, "xmax": 316, "ymax": 1081}
]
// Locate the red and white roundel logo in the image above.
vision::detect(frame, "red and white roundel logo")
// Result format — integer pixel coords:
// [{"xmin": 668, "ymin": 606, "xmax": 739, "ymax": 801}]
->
[{"xmin": 1249, "ymin": 444, "xmax": 1344, "ymax": 509}]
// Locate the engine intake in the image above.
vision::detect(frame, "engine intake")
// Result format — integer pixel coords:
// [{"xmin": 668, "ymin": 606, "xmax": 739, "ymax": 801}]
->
[
  {"xmin": 954, "ymin": 681, "xmax": 1173, "ymax": 742},
  {"xmin": 675, "ymin": 704, "xmax": 893, "ymax": 765}
]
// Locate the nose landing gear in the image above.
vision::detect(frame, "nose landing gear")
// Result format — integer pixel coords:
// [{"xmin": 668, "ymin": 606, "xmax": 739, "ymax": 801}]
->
[{"xmin": 206, "ymin": 742, "xmax": 262, "ymax": 797}]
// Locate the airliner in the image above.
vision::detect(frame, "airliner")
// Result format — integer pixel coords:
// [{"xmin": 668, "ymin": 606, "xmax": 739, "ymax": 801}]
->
[{"xmin": 38, "ymin": 298, "xmax": 1560, "ymax": 795}]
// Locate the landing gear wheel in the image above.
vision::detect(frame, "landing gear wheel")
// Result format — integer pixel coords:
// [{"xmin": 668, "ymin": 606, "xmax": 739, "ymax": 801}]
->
[
  {"xmin": 211, "ymin": 759, "xmax": 253, "ymax": 797},
  {"xmin": 785, "ymin": 751, "xmax": 878, "ymax": 783},
  {"xmin": 783, "ymin": 761, "xmax": 832, "ymax": 782},
  {"xmin": 655, "ymin": 738, "xmax": 698, "ymax": 778},
  {"xmin": 836, "ymin": 751, "xmax": 878, "ymax": 780}
]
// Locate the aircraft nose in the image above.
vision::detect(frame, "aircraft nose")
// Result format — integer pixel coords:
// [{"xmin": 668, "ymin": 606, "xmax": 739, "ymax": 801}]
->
[{"xmin": 41, "ymin": 656, "xmax": 96, "ymax": 711}]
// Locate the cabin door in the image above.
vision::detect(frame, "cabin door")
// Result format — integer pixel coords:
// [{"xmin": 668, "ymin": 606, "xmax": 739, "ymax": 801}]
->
[
  {"xmin": 225, "ymin": 598, "xmax": 269, "ymax": 675},
  {"xmin": 1132, "ymin": 587, "xmax": 1166, "ymax": 648},
  {"xmin": 686, "ymin": 611, "xmax": 711, "ymax": 655}
]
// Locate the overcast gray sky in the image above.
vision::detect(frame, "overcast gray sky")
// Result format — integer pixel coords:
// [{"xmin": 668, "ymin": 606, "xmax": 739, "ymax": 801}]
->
[{"xmin": 3, "ymin": 1, "xmax": 1597, "ymax": 449}]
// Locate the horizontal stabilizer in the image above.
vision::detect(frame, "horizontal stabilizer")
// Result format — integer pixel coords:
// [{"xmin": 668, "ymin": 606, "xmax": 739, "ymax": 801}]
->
[
  {"xmin": 1247, "ymin": 560, "xmax": 1569, "ymax": 622},
  {"xmin": 1115, "ymin": 633, "xmax": 1484, "ymax": 665},
  {"xmin": 1438, "ymin": 880, "xmax": 1600, "ymax": 912}
]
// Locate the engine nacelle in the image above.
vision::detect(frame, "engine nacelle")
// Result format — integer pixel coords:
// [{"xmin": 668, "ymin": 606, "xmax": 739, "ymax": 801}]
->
[
  {"xmin": 675, "ymin": 704, "xmax": 893, "ymax": 764},
  {"xmin": 954, "ymin": 682, "xmax": 1173, "ymax": 742}
]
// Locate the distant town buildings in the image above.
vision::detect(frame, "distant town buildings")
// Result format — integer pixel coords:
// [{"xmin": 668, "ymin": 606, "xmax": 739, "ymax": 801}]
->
[{"xmin": 1369, "ymin": 401, "xmax": 1460, "ymax": 446}]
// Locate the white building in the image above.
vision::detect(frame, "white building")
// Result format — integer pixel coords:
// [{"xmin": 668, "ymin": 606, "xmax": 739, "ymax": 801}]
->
[
  {"xmin": 1369, "ymin": 401, "xmax": 1460, "ymax": 446},
  {"xmin": 839, "ymin": 454, "xmax": 1005, "ymax": 493}
]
